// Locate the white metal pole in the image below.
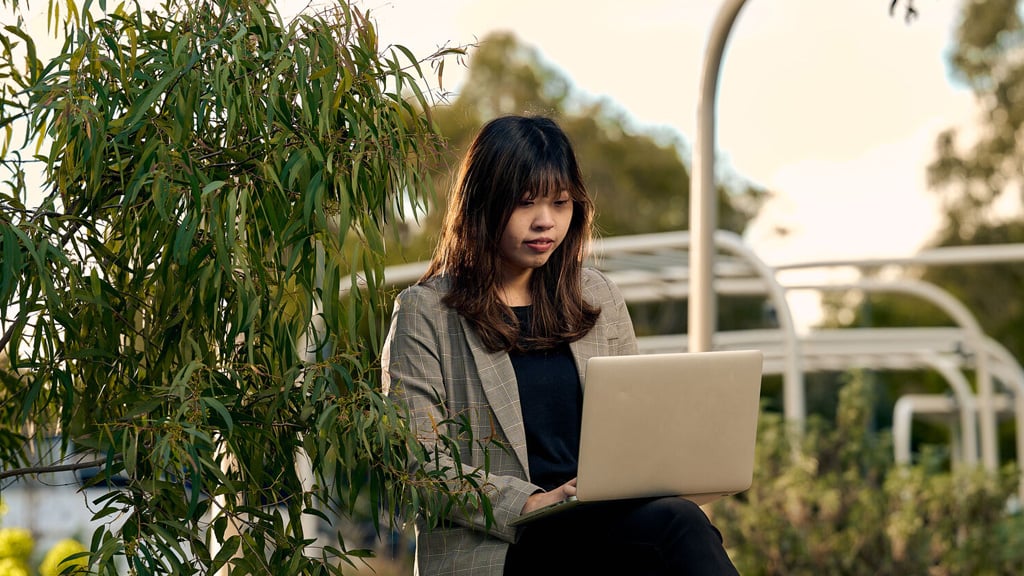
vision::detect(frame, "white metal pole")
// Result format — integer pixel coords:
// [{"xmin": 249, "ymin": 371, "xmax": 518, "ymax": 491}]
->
[
  {"xmin": 690, "ymin": 0, "xmax": 750, "ymax": 352},
  {"xmin": 297, "ymin": 242, "xmax": 328, "ymax": 551}
]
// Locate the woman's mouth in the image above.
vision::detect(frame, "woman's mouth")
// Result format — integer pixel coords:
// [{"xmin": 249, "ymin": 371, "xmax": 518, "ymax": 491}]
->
[{"xmin": 525, "ymin": 239, "xmax": 554, "ymax": 252}]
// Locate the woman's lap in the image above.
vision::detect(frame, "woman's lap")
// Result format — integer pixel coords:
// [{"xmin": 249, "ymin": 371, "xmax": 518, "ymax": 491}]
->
[{"xmin": 503, "ymin": 497, "xmax": 737, "ymax": 576}]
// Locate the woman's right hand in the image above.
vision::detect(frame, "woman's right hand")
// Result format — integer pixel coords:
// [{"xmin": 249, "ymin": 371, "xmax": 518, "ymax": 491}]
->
[{"xmin": 521, "ymin": 477, "xmax": 578, "ymax": 514}]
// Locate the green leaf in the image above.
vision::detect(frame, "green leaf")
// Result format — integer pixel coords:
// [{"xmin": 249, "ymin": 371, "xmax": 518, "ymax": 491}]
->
[
  {"xmin": 172, "ymin": 212, "xmax": 199, "ymax": 266},
  {"xmin": 210, "ymin": 535, "xmax": 240, "ymax": 573},
  {"xmin": 0, "ymin": 225, "xmax": 23, "ymax": 302},
  {"xmin": 122, "ymin": 73, "xmax": 175, "ymax": 131},
  {"xmin": 123, "ymin": 430, "xmax": 138, "ymax": 476},
  {"xmin": 201, "ymin": 397, "xmax": 234, "ymax": 434},
  {"xmin": 202, "ymin": 180, "xmax": 226, "ymax": 196}
]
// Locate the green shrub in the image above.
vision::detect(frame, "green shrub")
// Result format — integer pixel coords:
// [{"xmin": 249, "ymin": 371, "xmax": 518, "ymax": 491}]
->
[{"xmin": 712, "ymin": 371, "xmax": 1024, "ymax": 575}]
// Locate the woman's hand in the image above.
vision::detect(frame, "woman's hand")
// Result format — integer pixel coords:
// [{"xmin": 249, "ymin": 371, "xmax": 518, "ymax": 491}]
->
[{"xmin": 521, "ymin": 477, "xmax": 577, "ymax": 514}]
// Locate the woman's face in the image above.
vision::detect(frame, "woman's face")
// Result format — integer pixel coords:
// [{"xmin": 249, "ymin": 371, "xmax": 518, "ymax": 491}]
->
[{"xmin": 498, "ymin": 190, "xmax": 574, "ymax": 282}]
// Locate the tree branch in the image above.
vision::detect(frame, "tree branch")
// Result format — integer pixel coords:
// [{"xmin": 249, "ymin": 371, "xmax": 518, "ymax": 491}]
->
[
  {"xmin": 0, "ymin": 456, "xmax": 119, "ymax": 481},
  {"xmin": 890, "ymin": 0, "xmax": 918, "ymax": 23}
]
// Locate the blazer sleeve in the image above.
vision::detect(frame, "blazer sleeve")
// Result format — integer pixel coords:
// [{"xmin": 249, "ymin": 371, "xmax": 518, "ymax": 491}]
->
[{"xmin": 382, "ymin": 283, "xmax": 535, "ymax": 542}]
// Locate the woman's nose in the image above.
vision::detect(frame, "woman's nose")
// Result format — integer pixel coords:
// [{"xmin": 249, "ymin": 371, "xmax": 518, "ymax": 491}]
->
[{"xmin": 532, "ymin": 206, "xmax": 555, "ymax": 229}]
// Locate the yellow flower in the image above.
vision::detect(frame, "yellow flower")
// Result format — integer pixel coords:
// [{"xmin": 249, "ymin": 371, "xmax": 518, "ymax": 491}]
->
[
  {"xmin": 39, "ymin": 539, "xmax": 88, "ymax": 576},
  {"xmin": 0, "ymin": 557, "xmax": 29, "ymax": 576},
  {"xmin": 0, "ymin": 528, "xmax": 33, "ymax": 562}
]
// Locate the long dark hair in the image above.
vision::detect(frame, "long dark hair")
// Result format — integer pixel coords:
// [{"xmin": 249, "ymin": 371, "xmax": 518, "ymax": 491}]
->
[{"xmin": 421, "ymin": 115, "xmax": 599, "ymax": 352}]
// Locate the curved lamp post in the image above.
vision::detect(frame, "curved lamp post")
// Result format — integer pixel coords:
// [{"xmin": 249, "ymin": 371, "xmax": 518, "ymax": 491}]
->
[{"xmin": 689, "ymin": 0, "xmax": 750, "ymax": 353}]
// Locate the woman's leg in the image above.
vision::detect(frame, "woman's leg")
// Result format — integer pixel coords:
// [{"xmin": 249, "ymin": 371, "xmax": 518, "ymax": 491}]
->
[
  {"xmin": 504, "ymin": 497, "xmax": 738, "ymax": 576},
  {"xmin": 607, "ymin": 497, "xmax": 738, "ymax": 575}
]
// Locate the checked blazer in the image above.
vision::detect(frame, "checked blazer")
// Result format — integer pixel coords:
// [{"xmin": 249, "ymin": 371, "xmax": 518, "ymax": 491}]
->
[{"xmin": 382, "ymin": 267, "xmax": 639, "ymax": 576}]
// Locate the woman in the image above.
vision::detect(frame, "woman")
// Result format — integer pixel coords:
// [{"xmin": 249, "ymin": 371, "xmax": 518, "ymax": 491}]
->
[{"xmin": 382, "ymin": 115, "xmax": 738, "ymax": 575}]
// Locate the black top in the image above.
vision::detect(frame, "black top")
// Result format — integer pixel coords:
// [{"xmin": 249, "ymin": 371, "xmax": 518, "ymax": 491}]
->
[{"xmin": 508, "ymin": 306, "xmax": 582, "ymax": 491}]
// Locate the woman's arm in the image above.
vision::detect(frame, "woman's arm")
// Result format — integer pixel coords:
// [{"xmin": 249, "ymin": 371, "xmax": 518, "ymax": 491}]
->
[{"xmin": 382, "ymin": 284, "xmax": 536, "ymax": 542}]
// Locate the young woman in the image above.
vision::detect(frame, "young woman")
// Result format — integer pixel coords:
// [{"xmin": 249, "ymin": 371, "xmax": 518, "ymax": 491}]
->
[{"xmin": 382, "ymin": 115, "xmax": 739, "ymax": 575}]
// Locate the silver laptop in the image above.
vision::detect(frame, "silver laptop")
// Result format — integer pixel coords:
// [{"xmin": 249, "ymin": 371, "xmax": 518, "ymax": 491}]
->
[{"xmin": 509, "ymin": 349, "xmax": 764, "ymax": 527}]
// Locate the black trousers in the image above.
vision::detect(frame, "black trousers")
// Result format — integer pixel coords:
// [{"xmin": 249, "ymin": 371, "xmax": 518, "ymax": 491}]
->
[{"xmin": 503, "ymin": 497, "xmax": 740, "ymax": 576}]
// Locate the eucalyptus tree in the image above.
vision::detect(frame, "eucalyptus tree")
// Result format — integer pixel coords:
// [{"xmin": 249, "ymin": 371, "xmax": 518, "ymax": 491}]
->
[{"xmin": 0, "ymin": 0, "xmax": 478, "ymax": 573}]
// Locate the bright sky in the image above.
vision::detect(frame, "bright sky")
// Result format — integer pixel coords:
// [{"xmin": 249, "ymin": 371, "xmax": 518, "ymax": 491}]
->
[{"xmin": 368, "ymin": 0, "xmax": 979, "ymax": 268}]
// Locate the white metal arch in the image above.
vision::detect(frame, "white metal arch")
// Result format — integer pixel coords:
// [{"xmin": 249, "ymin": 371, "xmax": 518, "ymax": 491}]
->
[{"xmin": 786, "ymin": 279, "xmax": 998, "ymax": 470}]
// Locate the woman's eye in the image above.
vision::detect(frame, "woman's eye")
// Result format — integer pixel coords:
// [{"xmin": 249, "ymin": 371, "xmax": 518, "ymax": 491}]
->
[{"xmin": 554, "ymin": 200, "xmax": 570, "ymax": 207}]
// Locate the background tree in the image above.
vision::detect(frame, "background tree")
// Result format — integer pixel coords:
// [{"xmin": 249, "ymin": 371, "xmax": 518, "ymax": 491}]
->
[
  {"xmin": 0, "ymin": 0, "xmax": 479, "ymax": 573},
  {"xmin": 815, "ymin": 0, "xmax": 1024, "ymax": 459},
  {"xmin": 928, "ymin": 0, "xmax": 1023, "ymax": 235},
  {"xmin": 403, "ymin": 31, "xmax": 766, "ymax": 247},
  {"xmin": 922, "ymin": 0, "xmax": 1024, "ymax": 367}
]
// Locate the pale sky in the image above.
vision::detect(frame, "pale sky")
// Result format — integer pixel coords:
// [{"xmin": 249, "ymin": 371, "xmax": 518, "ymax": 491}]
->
[
  {"xmin": 11, "ymin": 0, "xmax": 980, "ymax": 267},
  {"xmin": 367, "ymin": 0, "xmax": 980, "ymax": 267}
]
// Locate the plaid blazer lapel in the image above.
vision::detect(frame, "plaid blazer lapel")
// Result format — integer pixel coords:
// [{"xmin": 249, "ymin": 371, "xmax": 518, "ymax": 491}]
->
[
  {"xmin": 459, "ymin": 315, "xmax": 531, "ymax": 477},
  {"xmin": 568, "ymin": 331, "xmax": 602, "ymax": 391},
  {"xmin": 569, "ymin": 276, "xmax": 615, "ymax": 387}
]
